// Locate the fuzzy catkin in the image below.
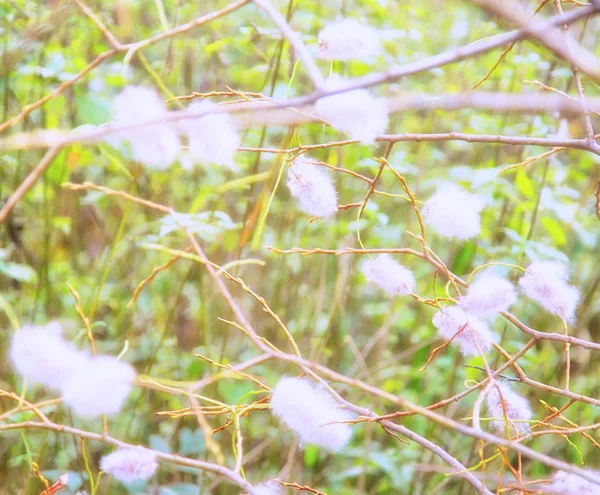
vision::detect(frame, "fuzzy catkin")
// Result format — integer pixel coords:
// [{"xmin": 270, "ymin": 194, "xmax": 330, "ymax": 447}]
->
[
  {"xmin": 286, "ymin": 155, "xmax": 338, "ymax": 217},
  {"xmin": 362, "ymin": 254, "xmax": 415, "ymax": 296},
  {"xmin": 315, "ymin": 77, "xmax": 388, "ymax": 144},
  {"xmin": 270, "ymin": 377, "xmax": 352, "ymax": 452},
  {"xmin": 253, "ymin": 481, "xmax": 283, "ymax": 495},
  {"xmin": 547, "ymin": 470, "xmax": 600, "ymax": 494},
  {"xmin": 99, "ymin": 447, "xmax": 158, "ymax": 484},
  {"xmin": 180, "ymin": 100, "xmax": 240, "ymax": 169},
  {"xmin": 486, "ymin": 383, "xmax": 532, "ymax": 435},
  {"xmin": 61, "ymin": 355, "xmax": 136, "ymax": 418},
  {"xmin": 9, "ymin": 322, "xmax": 87, "ymax": 391},
  {"xmin": 519, "ymin": 260, "xmax": 580, "ymax": 321},
  {"xmin": 422, "ymin": 183, "xmax": 485, "ymax": 240},
  {"xmin": 318, "ymin": 18, "xmax": 381, "ymax": 61},
  {"xmin": 432, "ymin": 306, "xmax": 496, "ymax": 357},
  {"xmin": 112, "ymin": 86, "xmax": 180, "ymax": 169},
  {"xmin": 459, "ymin": 274, "xmax": 516, "ymax": 319}
]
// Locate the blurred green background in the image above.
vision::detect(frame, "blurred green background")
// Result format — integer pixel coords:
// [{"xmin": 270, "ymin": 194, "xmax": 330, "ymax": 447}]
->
[{"xmin": 1, "ymin": 0, "xmax": 599, "ymax": 493}]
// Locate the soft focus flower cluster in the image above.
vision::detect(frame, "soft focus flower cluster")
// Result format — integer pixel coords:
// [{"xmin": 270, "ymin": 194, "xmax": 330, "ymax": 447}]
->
[
  {"xmin": 254, "ymin": 481, "xmax": 283, "ymax": 495},
  {"xmin": 362, "ymin": 254, "xmax": 415, "ymax": 296},
  {"xmin": 10, "ymin": 321, "xmax": 135, "ymax": 418},
  {"xmin": 318, "ymin": 18, "xmax": 381, "ymax": 61},
  {"xmin": 100, "ymin": 447, "xmax": 158, "ymax": 484},
  {"xmin": 110, "ymin": 86, "xmax": 240, "ymax": 170},
  {"xmin": 270, "ymin": 377, "xmax": 352, "ymax": 452},
  {"xmin": 486, "ymin": 383, "xmax": 532, "ymax": 435},
  {"xmin": 432, "ymin": 270, "xmax": 516, "ymax": 356},
  {"xmin": 459, "ymin": 274, "xmax": 516, "ymax": 318},
  {"xmin": 316, "ymin": 76, "xmax": 388, "ymax": 143},
  {"xmin": 286, "ymin": 155, "xmax": 338, "ymax": 217},
  {"xmin": 519, "ymin": 260, "xmax": 580, "ymax": 321},
  {"xmin": 432, "ymin": 306, "xmax": 496, "ymax": 357},
  {"xmin": 548, "ymin": 470, "xmax": 600, "ymax": 494},
  {"xmin": 423, "ymin": 183, "xmax": 485, "ymax": 240}
]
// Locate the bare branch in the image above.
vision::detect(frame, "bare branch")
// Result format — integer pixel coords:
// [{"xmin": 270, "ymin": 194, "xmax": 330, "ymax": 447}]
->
[
  {"xmin": 471, "ymin": 0, "xmax": 600, "ymax": 82},
  {"xmin": 252, "ymin": 0, "xmax": 325, "ymax": 90},
  {"xmin": 0, "ymin": 147, "xmax": 61, "ymax": 224}
]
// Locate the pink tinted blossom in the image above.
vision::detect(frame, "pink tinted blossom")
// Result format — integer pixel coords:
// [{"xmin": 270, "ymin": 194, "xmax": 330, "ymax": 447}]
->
[
  {"xmin": 318, "ymin": 18, "xmax": 381, "ymax": 61},
  {"xmin": 61, "ymin": 355, "xmax": 136, "ymax": 418},
  {"xmin": 286, "ymin": 155, "xmax": 337, "ymax": 217},
  {"xmin": 362, "ymin": 254, "xmax": 415, "ymax": 296},
  {"xmin": 518, "ymin": 260, "xmax": 580, "ymax": 321},
  {"xmin": 112, "ymin": 86, "xmax": 180, "ymax": 169},
  {"xmin": 270, "ymin": 377, "xmax": 352, "ymax": 452},
  {"xmin": 486, "ymin": 382, "xmax": 532, "ymax": 435},
  {"xmin": 547, "ymin": 470, "xmax": 600, "ymax": 494},
  {"xmin": 254, "ymin": 481, "xmax": 283, "ymax": 495},
  {"xmin": 432, "ymin": 306, "xmax": 496, "ymax": 357},
  {"xmin": 180, "ymin": 100, "xmax": 240, "ymax": 169},
  {"xmin": 423, "ymin": 183, "xmax": 485, "ymax": 240},
  {"xmin": 315, "ymin": 77, "xmax": 388, "ymax": 143},
  {"xmin": 100, "ymin": 447, "xmax": 158, "ymax": 484},
  {"xmin": 10, "ymin": 321, "xmax": 86, "ymax": 391},
  {"xmin": 459, "ymin": 274, "xmax": 516, "ymax": 318}
]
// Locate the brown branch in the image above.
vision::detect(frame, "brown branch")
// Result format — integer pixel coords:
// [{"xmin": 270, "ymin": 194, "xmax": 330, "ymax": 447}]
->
[
  {"xmin": 471, "ymin": 0, "xmax": 600, "ymax": 82},
  {"xmin": 0, "ymin": 420, "xmax": 257, "ymax": 493},
  {"xmin": 252, "ymin": 0, "xmax": 324, "ymax": 90},
  {"xmin": 0, "ymin": 147, "xmax": 61, "ymax": 224},
  {"xmin": 1, "ymin": 3, "xmax": 596, "ymax": 139},
  {"xmin": 5, "ymin": 92, "xmax": 600, "ymax": 151},
  {"xmin": 0, "ymin": 0, "xmax": 250, "ymax": 134}
]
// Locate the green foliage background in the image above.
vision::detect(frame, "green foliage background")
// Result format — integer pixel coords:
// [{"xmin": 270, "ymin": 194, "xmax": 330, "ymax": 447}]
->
[{"xmin": 1, "ymin": 0, "xmax": 599, "ymax": 493}]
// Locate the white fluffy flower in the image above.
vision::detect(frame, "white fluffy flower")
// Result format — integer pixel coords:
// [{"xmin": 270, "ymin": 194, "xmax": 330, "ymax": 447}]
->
[
  {"xmin": 422, "ymin": 183, "xmax": 485, "ymax": 240},
  {"xmin": 270, "ymin": 377, "xmax": 352, "ymax": 452},
  {"xmin": 547, "ymin": 470, "xmax": 600, "ymax": 494},
  {"xmin": 254, "ymin": 481, "xmax": 283, "ymax": 495},
  {"xmin": 100, "ymin": 447, "xmax": 158, "ymax": 484},
  {"xmin": 61, "ymin": 355, "xmax": 136, "ymax": 418},
  {"xmin": 10, "ymin": 322, "xmax": 86, "ymax": 391},
  {"xmin": 179, "ymin": 100, "xmax": 240, "ymax": 169},
  {"xmin": 286, "ymin": 155, "xmax": 337, "ymax": 217},
  {"xmin": 486, "ymin": 383, "xmax": 532, "ymax": 435},
  {"xmin": 518, "ymin": 260, "xmax": 580, "ymax": 321},
  {"xmin": 315, "ymin": 78, "xmax": 388, "ymax": 144},
  {"xmin": 318, "ymin": 18, "xmax": 381, "ymax": 61},
  {"xmin": 459, "ymin": 274, "xmax": 516, "ymax": 319},
  {"xmin": 112, "ymin": 86, "xmax": 180, "ymax": 169},
  {"xmin": 362, "ymin": 254, "xmax": 415, "ymax": 296},
  {"xmin": 432, "ymin": 306, "xmax": 496, "ymax": 356}
]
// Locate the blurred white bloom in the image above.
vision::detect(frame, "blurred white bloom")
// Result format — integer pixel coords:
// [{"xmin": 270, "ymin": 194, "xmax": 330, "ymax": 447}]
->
[
  {"xmin": 432, "ymin": 306, "xmax": 496, "ymax": 356},
  {"xmin": 422, "ymin": 183, "xmax": 485, "ymax": 240},
  {"xmin": 179, "ymin": 100, "xmax": 240, "ymax": 169},
  {"xmin": 10, "ymin": 322, "xmax": 86, "ymax": 391},
  {"xmin": 316, "ymin": 78, "xmax": 388, "ymax": 143},
  {"xmin": 486, "ymin": 383, "xmax": 532, "ymax": 435},
  {"xmin": 362, "ymin": 254, "xmax": 415, "ymax": 296},
  {"xmin": 318, "ymin": 18, "xmax": 381, "ymax": 61},
  {"xmin": 459, "ymin": 274, "xmax": 516, "ymax": 319},
  {"xmin": 254, "ymin": 481, "xmax": 283, "ymax": 495},
  {"xmin": 112, "ymin": 86, "xmax": 180, "ymax": 169},
  {"xmin": 100, "ymin": 447, "xmax": 158, "ymax": 484},
  {"xmin": 61, "ymin": 355, "xmax": 136, "ymax": 418},
  {"xmin": 547, "ymin": 470, "xmax": 600, "ymax": 494},
  {"xmin": 518, "ymin": 260, "xmax": 579, "ymax": 321},
  {"xmin": 271, "ymin": 377, "xmax": 352, "ymax": 452},
  {"xmin": 286, "ymin": 155, "xmax": 337, "ymax": 217}
]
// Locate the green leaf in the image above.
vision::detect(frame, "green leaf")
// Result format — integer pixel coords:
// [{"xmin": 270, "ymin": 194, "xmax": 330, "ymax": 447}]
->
[
  {"xmin": 304, "ymin": 444, "xmax": 320, "ymax": 468},
  {"xmin": 540, "ymin": 216, "xmax": 567, "ymax": 246},
  {"xmin": 515, "ymin": 169, "xmax": 536, "ymax": 200},
  {"xmin": 0, "ymin": 262, "xmax": 37, "ymax": 283}
]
